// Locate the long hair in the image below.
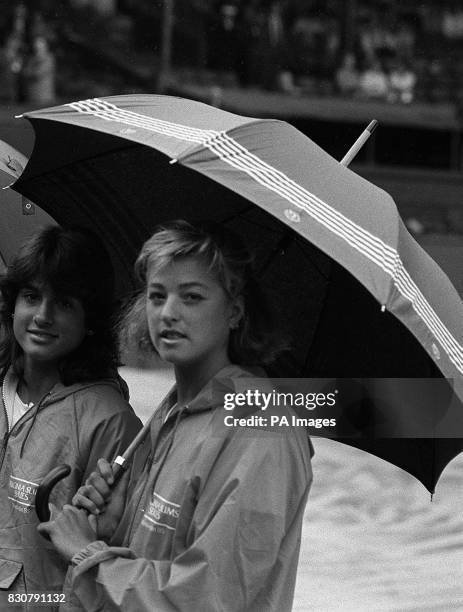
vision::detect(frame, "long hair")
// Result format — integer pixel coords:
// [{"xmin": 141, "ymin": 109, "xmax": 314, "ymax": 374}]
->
[
  {"xmin": 119, "ymin": 219, "xmax": 285, "ymax": 367},
  {"xmin": 0, "ymin": 225, "xmax": 119, "ymax": 384}
]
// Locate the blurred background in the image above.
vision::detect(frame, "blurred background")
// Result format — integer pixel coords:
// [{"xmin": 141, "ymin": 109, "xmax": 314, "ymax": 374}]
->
[{"xmin": 1, "ymin": 0, "xmax": 463, "ymax": 275}]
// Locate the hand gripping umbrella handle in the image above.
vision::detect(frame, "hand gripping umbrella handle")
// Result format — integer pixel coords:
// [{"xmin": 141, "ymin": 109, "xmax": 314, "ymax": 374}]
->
[
  {"xmin": 35, "ymin": 415, "xmax": 154, "ymax": 523},
  {"xmin": 35, "ymin": 456, "xmax": 134, "ymax": 524}
]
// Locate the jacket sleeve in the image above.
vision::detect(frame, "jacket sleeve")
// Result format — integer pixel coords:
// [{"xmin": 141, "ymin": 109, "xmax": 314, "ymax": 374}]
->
[
  {"xmin": 65, "ymin": 428, "xmax": 312, "ymax": 612},
  {"xmin": 76, "ymin": 385, "xmax": 142, "ymax": 483}
]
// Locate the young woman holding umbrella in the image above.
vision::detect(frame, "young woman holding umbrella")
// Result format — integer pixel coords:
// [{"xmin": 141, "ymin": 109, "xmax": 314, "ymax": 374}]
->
[
  {"xmin": 39, "ymin": 220, "xmax": 314, "ymax": 612},
  {"xmin": 0, "ymin": 226, "xmax": 141, "ymax": 610}
]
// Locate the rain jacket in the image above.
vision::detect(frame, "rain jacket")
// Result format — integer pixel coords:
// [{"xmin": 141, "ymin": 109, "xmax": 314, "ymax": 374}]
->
[
  {"xmin": 63, "ymin": 365, "xmax": 313, "ymax": 612},
  {"xmin": 0, "ymin": 370, "xmax": 142, "ymax": 611}
]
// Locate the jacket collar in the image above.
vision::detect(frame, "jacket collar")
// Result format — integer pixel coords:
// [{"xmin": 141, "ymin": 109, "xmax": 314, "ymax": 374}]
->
[{"xmin": 163, "ymin": 364, "xmax": 266, "ymax": 418}]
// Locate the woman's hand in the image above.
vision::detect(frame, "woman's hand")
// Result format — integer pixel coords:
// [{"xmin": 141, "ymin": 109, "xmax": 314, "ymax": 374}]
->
[
  {"xmin": 73, "ymin": 458, "xmax": 114, "ymax": 514},
  {"xmin": 37, "ymin": 504, "xmax": 96, "ymax": 563},
  {"xmin": 72, "ymin": 458, "xmax": 129, "ymax": 541}
]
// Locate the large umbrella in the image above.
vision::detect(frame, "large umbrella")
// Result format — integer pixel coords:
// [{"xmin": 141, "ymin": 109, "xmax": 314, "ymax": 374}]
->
[
  {"xmin": 11, "ymin": 95, "xmax": 463, "ymax": 493},
  {"xmin": 0, "ymin": 139, "xmax": 56, "ymax": 268}
]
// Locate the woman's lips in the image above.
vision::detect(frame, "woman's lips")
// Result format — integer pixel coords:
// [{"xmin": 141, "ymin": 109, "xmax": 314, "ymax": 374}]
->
[
  {"xmin": 27, "ymin": 329, "xmax": 58, "ymax": 340},
  {"xmin": 160, "ymin": 330, "xmax": 186, "ymax": 339},
  {"xmin": 159, "ymin": 330, "xmax": 187, "ymax": 345}
]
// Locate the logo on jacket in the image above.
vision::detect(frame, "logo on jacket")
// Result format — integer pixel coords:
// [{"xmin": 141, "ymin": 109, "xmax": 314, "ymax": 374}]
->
[
  {"xmin": 8, "ymin": 475, "xmax": 39, "ymax": 514},
  {"xmin": 142, "ymin": 491, "xmax": 180, "ymax": 534}
]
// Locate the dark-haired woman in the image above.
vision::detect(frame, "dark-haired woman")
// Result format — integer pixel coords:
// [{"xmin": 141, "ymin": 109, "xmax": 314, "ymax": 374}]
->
[
  {"xmin": 40, "ymin": 220, "xmax": 313, "ymax": 612},
  {"xmin": 0, "ymin": 226, "xmax": 141, "ymax": 610}
]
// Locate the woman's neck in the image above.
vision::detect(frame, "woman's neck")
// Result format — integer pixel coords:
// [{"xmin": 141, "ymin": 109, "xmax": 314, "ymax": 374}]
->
[
  {"xmin": 18, "ymin": 360, "xmax": 60, "ymax": 405},
  {"xmin": 175, "ymin": 355, "xmax": 231, "ymax": 406}
]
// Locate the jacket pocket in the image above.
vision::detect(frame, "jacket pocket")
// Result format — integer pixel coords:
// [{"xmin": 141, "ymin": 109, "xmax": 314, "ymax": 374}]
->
[{"xmin": 0, "ymin": 559, "xmax": 23, "ymax": 589}]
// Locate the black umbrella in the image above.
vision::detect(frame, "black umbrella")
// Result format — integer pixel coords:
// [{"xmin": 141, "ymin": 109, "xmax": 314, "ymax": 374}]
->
[{"xmin": 12, "ymin": 95, "xmax": 463, "ymax": 495}]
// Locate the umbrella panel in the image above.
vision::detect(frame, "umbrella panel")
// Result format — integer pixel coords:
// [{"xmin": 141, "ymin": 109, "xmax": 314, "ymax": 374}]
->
[
  {"xmin": 0, "ymin": 181, "xmax": 57, "ymax": 268},
  {"xmin": 309, "ymin": 261, "xmax": 441, "ymax": 379}
]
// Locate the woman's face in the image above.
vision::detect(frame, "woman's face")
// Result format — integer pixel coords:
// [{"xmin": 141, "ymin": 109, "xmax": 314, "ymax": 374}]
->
[
  {"xmin": 13, "ymin": 281, "xmax": 87, "ymax": 368},
  {"xmin": 146, "ymin": 256, "xmax": 242, "ymax": 370}
]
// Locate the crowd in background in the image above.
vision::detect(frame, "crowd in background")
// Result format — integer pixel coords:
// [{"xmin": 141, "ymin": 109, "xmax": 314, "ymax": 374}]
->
[
  {"xmin": 0, "ymin": 3, "xmax": 55, "ymax": 104},
  {"xmin": 0, "ymin": 0, "xmax": 463, "ymax": 105},
  {"xmin": 205, "ymin": 0, "xmax": 463, "ymax": 105}
]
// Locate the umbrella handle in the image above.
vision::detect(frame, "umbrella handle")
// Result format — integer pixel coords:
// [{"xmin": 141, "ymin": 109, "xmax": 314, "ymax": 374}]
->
[
  {"xmin": 35, "ymin": 457, "xmax": 132, "ymax": 527},
  {"xmin": 35, "ymin": 464, "xmax": 72, "ymax": 524}
]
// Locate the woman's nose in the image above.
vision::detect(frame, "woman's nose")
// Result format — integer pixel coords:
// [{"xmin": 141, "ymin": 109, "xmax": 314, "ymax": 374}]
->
[
  {"xmin": 160, "ymin": 295, "xmax": 179, "ymax": 321},
  {"xmin": 34, "ymin": 299, "xmax": 53, "ymax": 326}
]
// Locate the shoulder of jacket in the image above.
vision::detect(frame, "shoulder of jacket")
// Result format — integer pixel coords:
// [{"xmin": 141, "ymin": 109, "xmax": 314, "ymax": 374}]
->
[
  {"xmin": 77, "ymin": 383, "xmax": 129, "ymax": 404},
  {"xmin": 65, "ymin": 382, "xmax": 134, "ymax": 417}
]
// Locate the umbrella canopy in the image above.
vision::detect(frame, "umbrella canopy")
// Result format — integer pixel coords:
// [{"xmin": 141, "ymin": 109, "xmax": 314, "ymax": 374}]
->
[
  {"xmin": 0, "ymin": 138, "xmax": 56, "ymax": 268},
  {"xmin": 12, "ymin": 95, "xmax": 463, "ymax": 492},
  {"xmin": 417, "ymin": 234, "xmax": 463, "ymax": 299}
]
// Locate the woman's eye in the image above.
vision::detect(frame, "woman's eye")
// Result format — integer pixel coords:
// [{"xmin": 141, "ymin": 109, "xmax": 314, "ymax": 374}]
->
[
  {"xmin": 22, "ymin": 292, "xmax": 39, "ymax": 304},
  {"xmin": 183, "ymin": 293, "xmax": 203, "ymax": 303},
  {"xmin": 148, "ymin": 292, "xmax": 165, "ymax": 303}
]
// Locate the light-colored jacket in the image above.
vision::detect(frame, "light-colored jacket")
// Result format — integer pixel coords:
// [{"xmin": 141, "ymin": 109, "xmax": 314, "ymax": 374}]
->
[
  {"xmin": 0, "ymin": 373, "xmax": 141, "ymax": 611},
  {"xmin": 63, "ymin": 365, "xmax": 313, "ymax": 611}
]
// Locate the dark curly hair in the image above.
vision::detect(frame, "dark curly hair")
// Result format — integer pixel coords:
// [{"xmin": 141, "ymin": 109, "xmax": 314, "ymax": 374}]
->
[
  {"xmin": 119, "ymin": 219, "xmax": 285, "ymax": 367},
  {"xmin": 0, "ymin": 225, "xmax": 119, "ymax": 384}
]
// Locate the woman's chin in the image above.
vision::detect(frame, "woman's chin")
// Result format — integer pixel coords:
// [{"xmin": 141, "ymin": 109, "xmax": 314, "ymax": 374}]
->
[{"xmin": 158, "ymin": 348, "xmax": 187, "ymax": 366}]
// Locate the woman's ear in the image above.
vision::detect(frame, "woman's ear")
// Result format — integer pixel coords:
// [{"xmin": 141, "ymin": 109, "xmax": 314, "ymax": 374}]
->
[{"xmin": 229, "ymin": 295, "xmax": 244, "ymax": 330}]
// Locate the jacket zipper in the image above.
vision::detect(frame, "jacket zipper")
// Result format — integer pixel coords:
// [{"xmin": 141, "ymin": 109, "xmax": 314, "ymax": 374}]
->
[
  {"xmin": 0, "ymin": 382, "xmax": 51, "ymax": 471},
  {"xmin": 2, "ymin": 376, "xmax": 10, "ymax": 432},
  {"xmin": 0, "ymin": 379, "xmax": 11, "ymax": 469},
  {"xmin": 0, "ymin": 376, "xmax": 114, "ymax": 472}
]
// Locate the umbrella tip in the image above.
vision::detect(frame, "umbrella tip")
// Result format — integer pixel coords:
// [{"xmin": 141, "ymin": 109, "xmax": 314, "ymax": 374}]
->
[
  {"xmin": 367, "ymin": 120, "xmax": 378, "ymax": 134},
  {"xmin": 14, "ymin": 114, "xmax": 24, "ymax": 119},
  {"xmin": 169, "ymin": 158, "xmax": 178, "ymax": 165},
  {"xmin": 381, "ymin": 304, "xmax": 386, "ymax": 312}
]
